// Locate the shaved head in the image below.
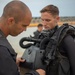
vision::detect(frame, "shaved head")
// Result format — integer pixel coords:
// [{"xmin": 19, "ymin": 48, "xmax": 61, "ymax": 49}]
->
[
  {"xmin": 2, "ymin": 1, "xmax": 32, "ymax": 23},
  {"xmin": 0, "ymin": 0, "xmax": 32, "ymax": 37}
]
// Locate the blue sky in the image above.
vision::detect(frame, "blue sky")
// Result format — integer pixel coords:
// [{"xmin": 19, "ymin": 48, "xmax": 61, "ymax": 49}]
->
[{"xmin": 0, "ymin": 0, "xmax": 75, "ymax": 17}]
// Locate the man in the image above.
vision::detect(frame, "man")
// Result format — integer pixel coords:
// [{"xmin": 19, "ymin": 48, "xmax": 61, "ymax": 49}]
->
[
  {"xmin": 33, "ymin": 24, "xmax": 43, "ymax": 39},
  {"xmin": 0, "ymin": 1, "xmax": 45, "ymax": 75},
  {"xmin": 38, "ymin": 5, "xmax": 75, "ymax": 75}
]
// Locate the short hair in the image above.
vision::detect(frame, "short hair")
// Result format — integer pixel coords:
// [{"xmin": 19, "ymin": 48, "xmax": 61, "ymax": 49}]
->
[
  {"xmin": 37, "ymin": 24, "xmax": 43, "ymax": 27},
  {"xmin": 2, "ymin": 1, "xmax": 31, "ymax": 23},
  {"xmin": 40, "ymin": 5, "xmax": 59, "ymax": 16}
]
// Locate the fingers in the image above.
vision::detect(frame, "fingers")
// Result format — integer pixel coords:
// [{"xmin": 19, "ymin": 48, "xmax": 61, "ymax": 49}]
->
[
  {"xmin": 16, "ymin": 57, "xmax": 25, "ymax": 66},
  {"xmin": 36, "ymin": 69, "xmax": 46, "ymax": 75}
]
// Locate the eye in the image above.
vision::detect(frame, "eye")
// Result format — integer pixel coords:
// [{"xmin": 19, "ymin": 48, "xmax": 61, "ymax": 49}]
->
[
  {"xmin": 45, "ymin": 19, "xmax": 50, "ymax": 22},
  {"xmin": 22, "ymin": 24, "xmax": 28, "ymax": 27}
]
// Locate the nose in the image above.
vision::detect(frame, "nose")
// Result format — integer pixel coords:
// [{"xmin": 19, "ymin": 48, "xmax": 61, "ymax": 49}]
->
[{"xmin": 42, "ymin": 21, "xmax": 47, "ymax": 26}]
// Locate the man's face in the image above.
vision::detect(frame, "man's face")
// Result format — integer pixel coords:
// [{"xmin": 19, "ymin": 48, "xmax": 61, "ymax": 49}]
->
[
  {"xmin": 9, "ymin": 15, "xmax": 32, "ymax": 36},
  {"xmin": 38, "ymin": 26, "xmax": 43, "ymax": 32},
  {"xmin": 41, "ymin": 12, "xmax": 59, "ymax": 30}
]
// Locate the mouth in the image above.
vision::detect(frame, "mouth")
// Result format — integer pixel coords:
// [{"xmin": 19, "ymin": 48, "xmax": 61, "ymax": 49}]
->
[{"xmin": 44, "ymin": 26, "xmax": 48, "ymax": 29}]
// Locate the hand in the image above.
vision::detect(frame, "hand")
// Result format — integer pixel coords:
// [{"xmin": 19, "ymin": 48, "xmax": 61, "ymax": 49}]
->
[
  {"xmin": 16, "ymin": 57, "xmax": 25, "ymax": 72},
  {"xmin": 36, "ymin": 69, "xmax": 46, "ymax": 75},
  {"xmin": 16, "ymin": 57, "xmax": 25, "ymax": 66}
]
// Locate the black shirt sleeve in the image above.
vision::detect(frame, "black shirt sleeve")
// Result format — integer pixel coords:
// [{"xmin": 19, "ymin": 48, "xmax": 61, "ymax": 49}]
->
[
  {"xmin": 0, "ymin": 46, "xmax": 20, "ymax": 75},
  {"xmin": 63, "ymin": 35, "xmax": 75, "ymax": 75}
]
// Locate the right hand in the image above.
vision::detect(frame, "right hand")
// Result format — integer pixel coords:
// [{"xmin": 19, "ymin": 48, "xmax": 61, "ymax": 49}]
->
[
  {"xmin": 16, "ymin": 57, "xmax": 25, "ymax": 67},
  {"xmin": 36, "ymin": 69, "xmax": 46, "ymax": 75}
]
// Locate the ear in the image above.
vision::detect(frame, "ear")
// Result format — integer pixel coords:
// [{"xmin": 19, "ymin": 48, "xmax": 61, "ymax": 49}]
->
[
  {"xmin": 7, "ymin": 17, "xmax": 15, "ymax": 25},
  {"xmin": 56, "ymin": 16, "xmax": 60, "ymax": 21}
]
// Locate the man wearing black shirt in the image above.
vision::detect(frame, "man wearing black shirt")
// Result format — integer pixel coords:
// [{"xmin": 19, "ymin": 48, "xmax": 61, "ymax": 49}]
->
[
  {"xmin": 39, "ymin": 4, "xmax": 75, "ymax": 75},
  {"xmin": 0, "ymin": 1, "xmax": 45, "ymax": 75},
  {"xmin": 33, "ymin": 24, "xmax": 43, "ymax": 39}
]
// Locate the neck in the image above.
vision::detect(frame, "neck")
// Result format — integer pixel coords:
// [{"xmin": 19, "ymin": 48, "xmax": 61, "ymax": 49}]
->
[{"xmin": 0, "ymin": 17, "xmax": 9, "ymax": 37}]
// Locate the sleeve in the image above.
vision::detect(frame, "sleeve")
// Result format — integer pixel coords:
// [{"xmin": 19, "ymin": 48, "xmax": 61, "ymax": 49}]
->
[
  {"xmin": 25, "ymin": 70, "xmax": 39, "ymax": 75},
  {"xmin": 0, "ymin": 46, "xmax": 20, "ymax": 75},
  {"xmin": 63, "ymin": 34, "xmax": 75, "ymax": 75}
]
